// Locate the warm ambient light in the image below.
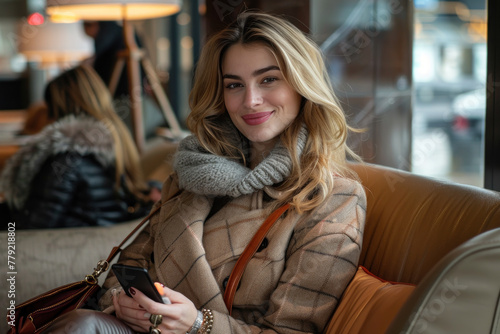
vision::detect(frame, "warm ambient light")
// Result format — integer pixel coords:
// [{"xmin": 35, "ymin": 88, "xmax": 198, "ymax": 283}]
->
[
  {"xmin": 45, "ymin": 0, "xmax": 181, "ymax": 21},
  {"xmin": 49, "ymin": 13, "xmax": 80, "ymax": 24}
]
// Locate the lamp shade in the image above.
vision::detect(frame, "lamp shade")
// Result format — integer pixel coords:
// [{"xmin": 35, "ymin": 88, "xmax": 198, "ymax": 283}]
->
[
  {"xmin": 17, "ymin": 20, "xmax": 93, "ymax": 65},
  {"xmin": 46, "ymin": 0, "xmax": 182, "ymax": 21}
]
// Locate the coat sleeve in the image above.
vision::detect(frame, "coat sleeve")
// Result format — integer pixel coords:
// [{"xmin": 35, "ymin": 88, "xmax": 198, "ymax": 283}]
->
[
  {"xmin": 212, "ymin": 178, "xmax": 367, "ymax": 334},
  {"xmin": 16, "ymin": 154, "xmax": 81, "ymax": 229}
]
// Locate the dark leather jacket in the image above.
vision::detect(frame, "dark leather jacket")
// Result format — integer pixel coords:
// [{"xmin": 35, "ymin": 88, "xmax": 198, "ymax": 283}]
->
[{"xmin": 0, "ymin": 115, "xmax": 153, "ymax": 229}]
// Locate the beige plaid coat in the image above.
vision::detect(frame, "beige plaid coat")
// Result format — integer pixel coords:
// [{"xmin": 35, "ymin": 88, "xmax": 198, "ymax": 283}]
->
[{"xmin": 100, "ymin": 173, "xmax": 366, "ymax": 333}]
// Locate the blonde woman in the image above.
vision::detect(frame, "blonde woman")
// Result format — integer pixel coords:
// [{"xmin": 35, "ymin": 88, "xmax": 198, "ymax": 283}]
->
[
  {"xmin": 45, "ymin": 12, "xmax": 366, "ymax": 334},
  {"xmin": 0, "ymin": 65, "xmax": 158, "ymax": 229}
]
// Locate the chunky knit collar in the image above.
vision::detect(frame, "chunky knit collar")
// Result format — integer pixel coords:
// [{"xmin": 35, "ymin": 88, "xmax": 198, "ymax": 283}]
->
[{"xmin": 174, "ymin": 116, "xmax": 308, "ymax": 198}]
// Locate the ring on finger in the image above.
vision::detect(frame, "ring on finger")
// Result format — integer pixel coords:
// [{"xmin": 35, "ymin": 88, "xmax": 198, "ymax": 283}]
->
[{"xmin": 149, "ymin": 314, "xmax": 162, "ymax": 334}]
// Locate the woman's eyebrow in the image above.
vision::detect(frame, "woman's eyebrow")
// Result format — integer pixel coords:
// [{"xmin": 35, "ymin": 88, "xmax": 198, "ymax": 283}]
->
[
  {"xmin": 222, "ymin": 65, "xmax": 280, "ymax": 80},
  {"xmin": 253, "ymin": 65, "xmax": 280, "ymax": 76}
]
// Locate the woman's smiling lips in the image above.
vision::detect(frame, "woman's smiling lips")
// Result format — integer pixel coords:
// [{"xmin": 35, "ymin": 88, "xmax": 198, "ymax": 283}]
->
[{"xmin": 241, "ymin": 111, "xmax": 274, "ymax": 125}]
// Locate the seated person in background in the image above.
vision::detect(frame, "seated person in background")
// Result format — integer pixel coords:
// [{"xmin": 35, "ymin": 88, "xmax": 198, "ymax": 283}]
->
[{"xmin": 0, "ymin": 65, "xmax": 160, "ymax": 229}]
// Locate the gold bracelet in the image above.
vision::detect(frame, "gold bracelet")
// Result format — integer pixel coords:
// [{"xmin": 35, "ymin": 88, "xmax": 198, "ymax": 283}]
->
[{"xmin": 198, "ymin": 308, "xmax": 213, "ymax": 334}]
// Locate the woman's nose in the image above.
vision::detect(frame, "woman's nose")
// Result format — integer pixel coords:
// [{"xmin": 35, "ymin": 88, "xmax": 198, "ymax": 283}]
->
[{"xmin": 243, "ymin": 86, "xmax": 263, "ymax": 108}]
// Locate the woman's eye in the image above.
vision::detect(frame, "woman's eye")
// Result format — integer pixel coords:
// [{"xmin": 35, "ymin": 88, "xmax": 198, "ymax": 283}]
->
[
  {"xmin": 225, "ymin": 82, "xmax": 242, "ymax": 89},
  {"xmin": 262, "ymin": 77, "xmax": 278, "ymax": 84}
]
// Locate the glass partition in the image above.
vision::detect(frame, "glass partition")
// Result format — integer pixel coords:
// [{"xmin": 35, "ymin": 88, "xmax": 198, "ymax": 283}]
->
[
  {"xmin": 412, "ymin": 0, "xmax": 487, "ymax": 186},
  {"xmin": 312, "ymin": 0, "xmax": 413, "ymax": 169},
  {"xmin": 312, "ymin": 0, "xmax": 487, "ymax": 187}
]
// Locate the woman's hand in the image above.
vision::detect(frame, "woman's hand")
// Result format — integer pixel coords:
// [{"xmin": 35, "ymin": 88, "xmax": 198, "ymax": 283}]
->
[
  {"xmin": 112, "ymin": 288, "xmax": 151, "ymax": 332},
  {"xmin": 112, "ymin": 284, "xmax": 199, "ymax": 334}
]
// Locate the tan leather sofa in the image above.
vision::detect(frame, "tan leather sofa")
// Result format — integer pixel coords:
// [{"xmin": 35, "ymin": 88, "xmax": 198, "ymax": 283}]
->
[
  {"xmin": 325, "ymin": 163, "xmax": 500, "ymax": 333},
  {"xmin": 2, "ymin": 161, "xmax": 500, "ymax": 334}
]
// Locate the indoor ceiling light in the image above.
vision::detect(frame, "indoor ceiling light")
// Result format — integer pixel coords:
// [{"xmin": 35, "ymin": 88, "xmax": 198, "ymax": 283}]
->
[{"xmin": 45, "ymin": 0, "xmax": 181, "ymax": 21}]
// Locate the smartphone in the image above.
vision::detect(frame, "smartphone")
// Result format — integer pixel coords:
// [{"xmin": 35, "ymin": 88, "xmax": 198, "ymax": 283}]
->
[{"xmin": 111, "ymin": 264, "xmax": 169, "ymax": 304}]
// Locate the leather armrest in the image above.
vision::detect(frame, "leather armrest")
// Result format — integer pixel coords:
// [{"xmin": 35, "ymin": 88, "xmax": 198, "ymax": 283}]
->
[
  {"xmin": 349, "ymin": 163, "xmax": 500, "ymax": 284},
  {"xmin": 386, "ymin": 227, "xmax": 500, "ymax": 334}
]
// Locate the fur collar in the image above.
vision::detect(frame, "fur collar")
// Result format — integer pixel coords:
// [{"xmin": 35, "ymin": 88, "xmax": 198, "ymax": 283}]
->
[{"xmin": 0, "ymin": 115, "xmax": 115, "ymax": 209}]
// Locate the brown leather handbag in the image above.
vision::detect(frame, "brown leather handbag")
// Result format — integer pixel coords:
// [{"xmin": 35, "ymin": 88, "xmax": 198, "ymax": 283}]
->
[{"xmin": 7, "ymin": 264, "xmax": 105, "ymax": 334}]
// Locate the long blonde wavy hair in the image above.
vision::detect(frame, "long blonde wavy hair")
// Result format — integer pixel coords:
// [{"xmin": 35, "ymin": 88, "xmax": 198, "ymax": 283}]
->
[
  {"xmin": 44, "ymin": 64, "xmax": 149, "ymax": 200},
  {"xmin": 188, "ymin": 12, "xmax": 361, "ymax": 213}
]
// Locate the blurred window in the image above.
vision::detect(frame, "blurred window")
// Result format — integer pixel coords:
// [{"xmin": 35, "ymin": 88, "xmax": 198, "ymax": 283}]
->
[{"xmin": 412, "ymin": 0, "xmax": 487, "ymax": 187}]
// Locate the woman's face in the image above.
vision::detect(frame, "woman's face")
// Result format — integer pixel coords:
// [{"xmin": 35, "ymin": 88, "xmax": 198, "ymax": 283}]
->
[{"xmin": 222, "ymin": 43, "xmax": 302, "ymax": 150}]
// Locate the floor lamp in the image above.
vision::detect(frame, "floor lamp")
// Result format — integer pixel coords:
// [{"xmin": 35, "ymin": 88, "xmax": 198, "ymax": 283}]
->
[{"xmin": 45, "ymin": 0, "xmax": 183, "ymax": 153}]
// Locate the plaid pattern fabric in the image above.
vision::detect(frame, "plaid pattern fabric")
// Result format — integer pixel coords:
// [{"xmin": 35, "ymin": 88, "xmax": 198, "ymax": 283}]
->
[{"xmin": 101, "ymin": 174, "xmax": 366, "ymax": 333}]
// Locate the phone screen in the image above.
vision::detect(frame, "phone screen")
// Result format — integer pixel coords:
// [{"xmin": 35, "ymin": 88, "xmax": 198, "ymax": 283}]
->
[{"xmin": 111, "ymin": 264, "xmax": 166, "ymax": 304}]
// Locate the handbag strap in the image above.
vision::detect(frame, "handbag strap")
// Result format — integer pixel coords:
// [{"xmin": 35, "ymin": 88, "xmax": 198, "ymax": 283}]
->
[
  {"xmin": 223, "ymin": 203, "xmax": 290, "ymax": 315},
  {"xmin": 104, "ymin": 204, "xmax": 163, "ymax": 263},
  {"xmin": 90, "ymin": 191, "xmax": 182, "ymax": 280}
]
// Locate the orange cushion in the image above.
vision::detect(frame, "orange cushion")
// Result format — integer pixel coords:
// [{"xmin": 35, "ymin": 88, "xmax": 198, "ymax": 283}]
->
[{"xmin": 324, "ymin": 266, "xmax": 415, "ymax": 334}]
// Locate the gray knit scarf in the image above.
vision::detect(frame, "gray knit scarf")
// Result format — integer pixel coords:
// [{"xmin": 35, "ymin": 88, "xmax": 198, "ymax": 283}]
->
[{"xmin": 174, "ymin": 119, "xmax": 308, "ymax": 198}]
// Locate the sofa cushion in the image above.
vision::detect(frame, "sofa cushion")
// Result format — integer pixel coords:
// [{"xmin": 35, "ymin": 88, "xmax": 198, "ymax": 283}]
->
[{"xmin": 324, "ymin": 266, "xmax": 415, "ymax": 334}]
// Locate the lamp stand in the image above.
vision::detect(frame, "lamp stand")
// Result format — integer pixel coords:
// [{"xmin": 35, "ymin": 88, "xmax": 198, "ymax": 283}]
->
[{"xmin": 108, "ymin": 18, "xmax": 182, "ymax": 153}]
